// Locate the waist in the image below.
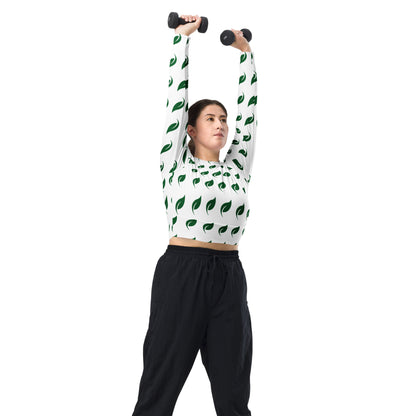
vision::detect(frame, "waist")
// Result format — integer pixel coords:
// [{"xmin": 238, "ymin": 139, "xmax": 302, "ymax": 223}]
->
[{"xmin": 165, "ymin": 244, "xmax": 239, "ymax": 258}]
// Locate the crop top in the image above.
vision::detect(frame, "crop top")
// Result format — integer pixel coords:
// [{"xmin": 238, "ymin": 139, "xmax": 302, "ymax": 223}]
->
[{"xmin": 160, "ymin": 33, "xmax": 257, "ymax": 245}]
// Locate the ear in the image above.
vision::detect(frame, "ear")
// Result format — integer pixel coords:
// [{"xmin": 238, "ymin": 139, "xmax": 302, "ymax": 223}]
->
[{"xmin": 187, "ymin": 124, "xmax": 195, "ymax": 139}]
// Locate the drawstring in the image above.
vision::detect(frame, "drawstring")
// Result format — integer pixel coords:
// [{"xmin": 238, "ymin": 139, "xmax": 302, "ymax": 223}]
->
[
  {"xmin": 209, "ymin": 253, "xmax": 228, "ymax": 306},
  {"xmin": 212, "ymin": 254, "xmax": 220, "ymax": 270}
]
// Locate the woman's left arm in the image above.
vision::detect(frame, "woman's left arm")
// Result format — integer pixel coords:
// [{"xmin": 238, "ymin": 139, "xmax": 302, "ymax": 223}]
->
[{"xmin": 225, "ymin": 34, "xmax": 258, "ymax": 186}]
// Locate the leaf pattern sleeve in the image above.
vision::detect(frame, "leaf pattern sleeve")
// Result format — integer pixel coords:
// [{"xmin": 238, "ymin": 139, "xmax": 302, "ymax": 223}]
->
[
  {"xmin": 160, "ymin": 33, "xmax": 190, "ymax": 185},
  {"xmin": 225, "ymin": 51, "xmax": 258, "ymax": 184}
]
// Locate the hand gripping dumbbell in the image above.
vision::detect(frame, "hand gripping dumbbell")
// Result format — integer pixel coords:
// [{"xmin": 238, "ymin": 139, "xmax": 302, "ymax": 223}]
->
[
  {"xmin": 168, "ymin": 12, "xmax": 209, "ymax": 33},
  {"xmin": 220, "ymin": 28, "xmax": 252, "ymax": 46}
]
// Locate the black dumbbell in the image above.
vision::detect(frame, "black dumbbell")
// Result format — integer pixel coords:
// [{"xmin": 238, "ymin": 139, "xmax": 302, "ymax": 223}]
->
[
  {"xmin": 168, "ymin": 12, "xmax": 209, "ymax": 33},
  {"xmin": 220, "ymin": 29, "xmax": 252, "ymax": 46}
]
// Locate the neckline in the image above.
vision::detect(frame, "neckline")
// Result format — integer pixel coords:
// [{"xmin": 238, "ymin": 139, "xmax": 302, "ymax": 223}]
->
[{"xmin": 194, "ymin": 156, "xmax": 222, "ymax": 164}]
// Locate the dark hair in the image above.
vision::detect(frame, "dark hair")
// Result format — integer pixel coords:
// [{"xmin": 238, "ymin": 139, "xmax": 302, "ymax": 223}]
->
[
  {"xmin": 187, "ymin": 99, "xmax": 228, "ymax": 127},
  {"xmin": 187, "ymin": 99, "xmax": 228, "ymax": 156}
]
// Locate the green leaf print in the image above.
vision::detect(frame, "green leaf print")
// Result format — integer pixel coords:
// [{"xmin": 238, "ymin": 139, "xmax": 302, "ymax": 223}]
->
[
  {"xmin": 203, "ymin": 223, "xmax": 214, "ymax": 232},
  {"xmin": 231, "ymin": 226, "xmax": 240, "ymax": 236},
  {"xmin": 239, "ymin": 73, "xmax": 246, "ymax": 84},
  {"xmin": 218, "ymin": 225, "xmax": 228, "ymax": 235},
  {"xmin": 231, "ymin": 183, "xmax": 239, "ymax": 192},
  {"xmin": 173, "ymin": 34, "xmax": 182, "ymax": 44},
  {"xmin": 175, "ymin": 195, "xmax": 185, "ymax": 213},
  {"xmin": 192, "ymin": 196, "xmax": 202, "ymax": 214},
  {"xmin": 220, "ymin": 201, "xmax": 232, "ymax": 216},
  {"xmin": 240, "ymin": 53, "xmax": 247, "ymax": 64},
  {"xmin": 232, "ymin": 139, "xmax": 239, "ymax": 145},
  {"xmin": 248, "ymin": 96, "xmax": 257, "ymax": 106},
  {"xmin": 170, "ymin": 54, "xmax": 177, "ymax": 67},
  {"xmin": 161, "ymin": 141, "xmax": 172, "ymax": 154},
  {"xmin": 178, "ymin": 174, "xmax": 186, "ymax": 185},
  {"xmin": 182, "ymin": 56, "xmax": 189, "ymax": 69},
  {"xmin": 168, "ymin": 76, "xmax": 173, "ymax": 87},
  {"xmin": 245, "ymin": 114, "xmax": 255, "ymax": 125},
  {"xmin": 177, "ymin": 80, "xmax": 188, "ymax": 90},
  {"xmin": 169, "ymin": 160, "xmax": 178, "ymax": 173},
  {"xmin": 193, "ymin": 177, "xmax": 200, "ymax": 187},
  {"xmin": 206, "ymin": 197, "xmax": 216, "ymax": 214},
  {"xmin": 166, "ymin": 120, "xmax": 179, "ymax": 134},
  {"xmin": 251, "ymin": 72, "xmax": 257, "ymax": 84},
  {"xmin": 243, "ymin": 133, "xmax": 252, "ymax": 142},
  {"xmin": 218, "ymin": 182, "xmax": 226, "ymax": 190},
  {"xmin": 236, "ymin": 113, "xmax": 242, "ymax": 121},
  {"xmin": 236, "ymin": 204, "xmax": 245, "ymax": 218},
  {"xmin": 172, "ymin": 216, "xmax": 177, "ymax": 225},
  {"xmin": 162, "ymin": 177, "xmax": 166, "ymax": 189},
  {"xmin": 186, "ymin": 219, "xmax": 197, "ymax": 229},
  {"xmin": 246, "ymin": 209, "xmax": 250, "ymax": 218},
  {"xmin": 239, "ymin": 149, "xmax": 248, "ymax": 157},
  {"xmin": 212, "ymin": 171, "xmax": 221, "ymax": 177},
  {"xmin": 205, "ymin": 179, "xmax": 214, "ymax": 188},
  {"xmin": 172, "ymin": 99, "xmax": 185, "ymax": 112},
  {"xmin": 238, "ymin": 93, "xmax": 245, "ymax": 104},
  {"xmin": 232, "ymin": 159, "xmax": 244, "ymax": 170},
  {"xmin": 164, "ymin": 196, "xmax": 168, "ymax": 209}
]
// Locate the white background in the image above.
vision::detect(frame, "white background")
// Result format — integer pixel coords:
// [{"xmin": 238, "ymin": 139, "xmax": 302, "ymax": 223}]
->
[{"xmin": 1, "ymin": 0, "xmax": 415, "ymax": 415}]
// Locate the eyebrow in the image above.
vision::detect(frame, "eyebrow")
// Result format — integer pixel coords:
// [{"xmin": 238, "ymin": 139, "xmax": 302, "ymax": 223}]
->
[{"xmin": 204, "ymin": 113, "xmax": 227, "ymax": 117}]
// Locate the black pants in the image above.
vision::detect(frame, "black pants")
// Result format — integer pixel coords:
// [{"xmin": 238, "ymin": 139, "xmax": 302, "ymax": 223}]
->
[{"xmin": 131, "ymin": 244, "xmax": 253, "ymax": 416}]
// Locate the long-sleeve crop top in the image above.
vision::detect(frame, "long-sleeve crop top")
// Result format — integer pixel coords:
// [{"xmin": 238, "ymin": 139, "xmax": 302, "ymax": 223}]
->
[{"xmin": 160, "ymin": 33, "xmax": 257, "ymax": 245}]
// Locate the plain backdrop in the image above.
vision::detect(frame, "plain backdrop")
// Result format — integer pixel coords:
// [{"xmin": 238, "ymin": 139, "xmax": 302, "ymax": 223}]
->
[{"xmin": 1, "ymin": 0, "xmax": 415, "ymax": 415}]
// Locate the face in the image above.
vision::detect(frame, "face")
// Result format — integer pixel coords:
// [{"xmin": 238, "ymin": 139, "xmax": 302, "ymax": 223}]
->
[{"xmin": 187, "ymin": 104, "xmax": 229, "ymax": 152}]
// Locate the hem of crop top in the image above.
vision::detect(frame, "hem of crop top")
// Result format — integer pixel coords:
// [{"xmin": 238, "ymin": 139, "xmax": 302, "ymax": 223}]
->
[{"xmin": 168, "ymin": 216, "xmax": 244, "ymax": 245}]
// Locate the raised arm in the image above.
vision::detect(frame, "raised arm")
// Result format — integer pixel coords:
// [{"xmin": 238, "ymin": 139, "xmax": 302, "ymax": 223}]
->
[
  {"xmin": 160, "ymin": 33, "xmax": 190, "ymax": 186},
  {"xmin": 224, "ymin": 31, "xmax": 258, "ymax": 185},
  {"xmin": 160, "ymin": 15, "xmax": 202, "ymax": 187}
]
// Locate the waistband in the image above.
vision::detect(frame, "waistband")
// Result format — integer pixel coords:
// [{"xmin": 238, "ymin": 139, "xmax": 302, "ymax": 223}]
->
[{"xmin": 165, "ymin": 244, "xmax": 239, "ymax": 258}]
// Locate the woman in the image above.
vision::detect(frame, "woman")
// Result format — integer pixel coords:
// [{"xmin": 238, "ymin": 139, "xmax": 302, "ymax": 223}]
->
[{"xmin": 132, "ymin": 14, "xmax": 257, "ymax": 416}]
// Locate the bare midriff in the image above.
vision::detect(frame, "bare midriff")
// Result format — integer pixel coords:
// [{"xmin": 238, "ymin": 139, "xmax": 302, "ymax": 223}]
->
[{"xmin": 169, "ymin": 237, "xmax": 238, "ymax": 251}]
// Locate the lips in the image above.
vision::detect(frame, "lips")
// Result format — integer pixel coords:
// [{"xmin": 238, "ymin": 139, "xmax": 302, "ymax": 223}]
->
[{"xmin": 214, "ymin": 133, "xmax": 224, "ymax": 137}]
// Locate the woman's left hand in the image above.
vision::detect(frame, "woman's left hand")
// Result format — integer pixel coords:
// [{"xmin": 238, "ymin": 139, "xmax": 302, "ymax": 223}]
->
[{"xmin": 229, "ymin": 29, "xmax": 251, "ymax": 53}]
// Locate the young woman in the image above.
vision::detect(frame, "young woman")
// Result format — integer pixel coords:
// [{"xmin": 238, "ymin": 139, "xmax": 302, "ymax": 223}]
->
[{"xmin": 132, "ymin": 14, "xmax": 258, "ymax": 416}]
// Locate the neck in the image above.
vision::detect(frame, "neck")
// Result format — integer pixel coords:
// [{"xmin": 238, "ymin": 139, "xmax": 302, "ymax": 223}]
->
[{"xmin": 194, "ymin": 150, "xmax": 220, "ymax": 162}]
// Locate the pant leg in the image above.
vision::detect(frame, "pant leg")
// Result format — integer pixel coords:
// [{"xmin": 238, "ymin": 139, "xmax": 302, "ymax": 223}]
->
[
  {"xmin": 132, "ymin": 251, "xmax": 211, "ymax": 416},
  {"xmin": 200, "ymin": 257, "xmax": 253, "ymax": 416}
]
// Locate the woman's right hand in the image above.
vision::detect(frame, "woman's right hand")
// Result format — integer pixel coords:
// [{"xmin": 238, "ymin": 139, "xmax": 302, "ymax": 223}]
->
[{"xmin": 174, "ymin": 15, "xmax": 202, "ymax": 36}]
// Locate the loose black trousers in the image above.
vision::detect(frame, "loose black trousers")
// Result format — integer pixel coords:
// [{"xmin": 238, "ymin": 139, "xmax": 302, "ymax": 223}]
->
[{"xmin": 131, "ymin": 244, "xmax": 253, "ymax": 416}]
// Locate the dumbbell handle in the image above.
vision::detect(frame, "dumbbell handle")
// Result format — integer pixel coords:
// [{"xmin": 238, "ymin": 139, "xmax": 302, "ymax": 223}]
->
[{"xmin": 177, "ymin": 16, "xmax": 195, "ymax": 26}]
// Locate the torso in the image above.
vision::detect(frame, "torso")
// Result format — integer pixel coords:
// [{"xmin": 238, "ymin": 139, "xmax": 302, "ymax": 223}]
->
[{"xmin": 169, "ymin": 236, "xmax": 238, "ymax": 251}]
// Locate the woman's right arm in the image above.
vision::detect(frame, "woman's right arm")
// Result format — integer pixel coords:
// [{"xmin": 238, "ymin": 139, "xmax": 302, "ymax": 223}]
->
[
  {"xmin": 160, "ymin": 15, "xmax": 201, "ymax": 188},
  {"xmin": 160, "ymin": 33, "xmax": 190, "ymax": 187}
]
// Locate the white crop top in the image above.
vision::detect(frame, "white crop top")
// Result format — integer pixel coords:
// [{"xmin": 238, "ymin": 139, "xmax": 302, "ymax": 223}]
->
[{"xmin": 160, "ymin": 33, "xmax": 258, "ymax": 245}]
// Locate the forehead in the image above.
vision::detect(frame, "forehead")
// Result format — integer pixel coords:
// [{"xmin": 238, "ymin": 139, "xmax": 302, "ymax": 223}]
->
[{"xmin": 202, "ymin": 104, "xmax": 227, "ymax": 116}]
